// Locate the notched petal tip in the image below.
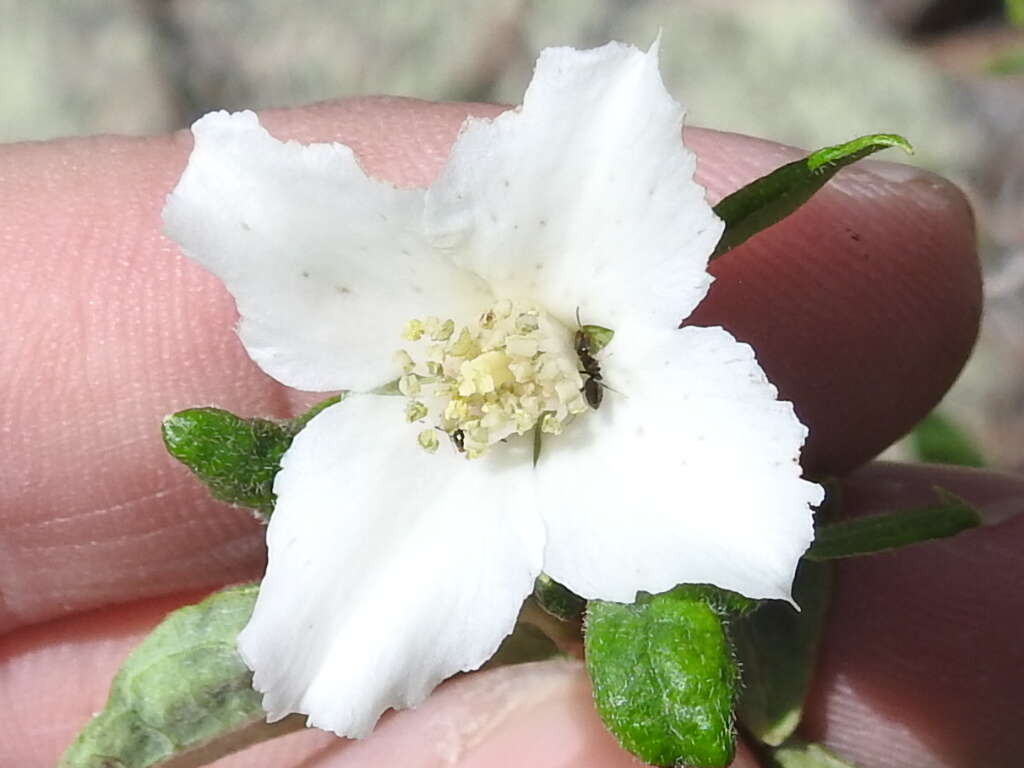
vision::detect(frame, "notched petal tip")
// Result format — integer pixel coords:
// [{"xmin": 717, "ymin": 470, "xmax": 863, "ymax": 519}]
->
[
  {"xmin": 537, "ymin": 325, "xmax": 819, "ymax": 604},
  {"xmin": 162, "ymin": 107, "xmax": 491, "ymax": 393},
  {"xmin": 237, "ymin": 398, "xmax": 544, "ymax": 738},
  {"xmin": 427, "ymin": 39, "xmax": 722, "ymax": 333}
]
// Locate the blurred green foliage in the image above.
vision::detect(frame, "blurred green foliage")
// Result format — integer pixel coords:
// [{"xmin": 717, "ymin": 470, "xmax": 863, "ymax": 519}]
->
[{"xmin": 910, "ymin": 411, "xmax": 985, "ymax": 467}]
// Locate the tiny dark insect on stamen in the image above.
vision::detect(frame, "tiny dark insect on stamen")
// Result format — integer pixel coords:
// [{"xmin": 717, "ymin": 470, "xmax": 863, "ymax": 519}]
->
[
  {"xmin": 583, "ymin": 375, "xmax": 604, "ymax": 409},
  {"xmin": 574, "ymin": 308, "xmax": 606, "ymax": 410},
  {"xmin": 450, "ymin": 428, "xmax": 466, "ymax": 453}
]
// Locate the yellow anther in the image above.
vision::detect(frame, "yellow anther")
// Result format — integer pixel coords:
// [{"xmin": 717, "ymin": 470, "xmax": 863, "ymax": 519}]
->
[
  {"xmin": 393, "ymin": 349, "xmax": 415, "ymax": 373},
  {"xmin": 398, "ymin": 374, "xmax": 421, "ymax": 397},
  {"xmin": 402, "ymin": 319, "xmax": 425, "ymax": 341},
  {"xmin": 432, "ymin": 318, "xmax": 455, "ymax": 341},
  {"xmin": 417, "ymin": 429, "xmax": 439, "ymax": 453},
  {"xmin": 540, "ymin": 412, "xmax": 564, "ymax": 435},
  {"xmin": 405, "ymin": 401, "xmax": 428, "ymax": 422},
  {"xmin": 394, "ymin": 299, "xmax": 596, "ymax": 459},
  {"xmin": 506, "ymin": 335, "xmax": 539, "ymax": 358},
  {"xmin": 449, "ymin": 327, "xmax": 479, "ymax": 358},
  {"xmin": 423, "ymin": 317, "xmax": 441, "ymax": 337},
  {"xmin": 461, "ymin": 350, "xmax": 513, "ymax": 392},
  {"xmin": 515, "ymin": 312, "xmax": 540, "ymax": 333}
]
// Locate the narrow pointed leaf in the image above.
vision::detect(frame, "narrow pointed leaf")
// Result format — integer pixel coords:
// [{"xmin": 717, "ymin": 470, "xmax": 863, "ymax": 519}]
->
[
  {"xmin": 911, "ymin": 411, "xmax": 985, "ymax": 467},
  {"xmin": 733, "ymin": 561, "xmax": 832, "ymax": 746},
  {"xmin": 772, "ymin": 740, "xmax": 857, "ymax": 768},
  {"xmin": 805, "ymin": 489, "xmax": 981, "ymax": 561},
  {"xmin": 59, "ymin": 585, "xmax": 300, "ymax": 768},
  {"xmin": 585, "ymin": 588, "xmax": 739, "ymax": 767},
  {"xmin": 711, "ymin": 133, "xmax": 913, "ymax": 259},
  {"xmin": 162, "ymin": 395, "xmax": 341, "ymax": 518}
]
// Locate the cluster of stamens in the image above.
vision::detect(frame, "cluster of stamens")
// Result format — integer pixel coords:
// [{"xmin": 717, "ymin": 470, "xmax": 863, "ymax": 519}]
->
[{"xmin": 394, "ymin": 300, "xmax": 587, "ymax": 458}]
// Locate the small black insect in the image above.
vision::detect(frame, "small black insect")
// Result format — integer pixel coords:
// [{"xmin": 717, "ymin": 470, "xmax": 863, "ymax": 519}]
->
[
  {"xmin": 574, "ymin": 309, "xmax": 605, "ymax": 410},
  {"xmin": 582, "ymin": 375, "xmax": 604, "ymax": 410},
  {"xmin": 450, "ymin": 428, "xmax": 466, "ymax": 453}
]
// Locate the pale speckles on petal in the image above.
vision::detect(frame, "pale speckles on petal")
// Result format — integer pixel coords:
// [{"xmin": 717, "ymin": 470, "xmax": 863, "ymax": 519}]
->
[
  {"xmin": 163, "ymin": 110, "xmax": 490, "ymax": 393},
  {"xmin": 425, "ymin": 41, "xmax": 723, "ymax": 332},
  {"xmin": 237, "ymin": 396, "xmax": 544, "ymax": 737},
  {"xmin": 174, "ymin": 42, "xmax": 821, "ymax": 740},
  {"xmin": 536, "ymin": 323, "xmax": 822, "ymax": 603}
]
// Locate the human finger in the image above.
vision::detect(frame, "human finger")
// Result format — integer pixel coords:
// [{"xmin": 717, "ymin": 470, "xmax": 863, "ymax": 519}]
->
[
  {"xmin": 0, "ymin": 597, "xmax": 760, "ymax": 767},
  {"xmin": 0, "ymin": 99, "xmax": 977, "ymax": 632},
  {"xmin": 801, "ymin": 461, "xmax": 1024, "ymax": 767}
]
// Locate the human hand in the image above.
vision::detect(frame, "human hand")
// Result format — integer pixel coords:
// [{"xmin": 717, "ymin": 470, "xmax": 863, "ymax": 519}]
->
[{"xmin": 2, "ymin": 98, "xmax": 1017, "ymax": 767}]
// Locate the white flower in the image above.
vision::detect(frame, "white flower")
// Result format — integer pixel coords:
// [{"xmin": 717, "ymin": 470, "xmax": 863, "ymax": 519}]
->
[{"xmin": 162, "ymin": 41, "xmax": 823, "ymax": 738}]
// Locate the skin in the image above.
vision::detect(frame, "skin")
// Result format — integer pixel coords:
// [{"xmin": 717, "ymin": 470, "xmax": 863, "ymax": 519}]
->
[{"xmin": 0, "ymin": 97, "xmax": 1020, "ymax": 767}]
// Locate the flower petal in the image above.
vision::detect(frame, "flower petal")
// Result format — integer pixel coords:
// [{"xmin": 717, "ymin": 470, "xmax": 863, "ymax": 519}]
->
[
  {"xmin": 163, "ymin": 111, "xmax": 491, "ymax": 392},
  {"xmin": 425, "ymin": 41, "xmax": 723, "ymax": 332},
  {"xmin": 236, "ymin": 395, "xmax": 544, "ymax": 737},
  {"xmin": 535, "ymin": 323, "xmax": 822, "ymax": 603}
]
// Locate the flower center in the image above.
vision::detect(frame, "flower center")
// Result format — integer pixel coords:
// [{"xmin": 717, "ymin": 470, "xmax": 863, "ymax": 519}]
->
[{"xmin": 394, "ymin": 300, "xmax": 589, "ymax": 458}]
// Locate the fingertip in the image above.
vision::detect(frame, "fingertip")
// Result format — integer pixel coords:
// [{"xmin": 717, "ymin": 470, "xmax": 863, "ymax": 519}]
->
[
  {"xmin": 686, "ymin": 141, "xmax": 980, "ymax": 475},
  {"xmin": 248, "ymin": 104, "xmax": 983, "ymax": 479},
  {"xmin": 801, "ymin": 463, "xmax": 1024, "ymax": 767},
  {"xmin": 256, "ymin": 97, "xmax": 507, "ymax": 187}
]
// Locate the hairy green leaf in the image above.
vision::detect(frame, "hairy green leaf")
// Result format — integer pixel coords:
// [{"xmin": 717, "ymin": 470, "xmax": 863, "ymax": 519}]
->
[
  {"xmin": 911, "ymin": 411, "xmax": 985, "ymax": 467},
  {"xmin": 733, "ymin": 561, "xmax": 832, "ymax": 746},
  {"xmin": 585, "ymin": 588, "xmax": 739, "ymax": 767},
  {"xmin": 59, "ymin": 585, "xmax": 299, "ymax": 768},
  {"xmin": 673, "ymin": 583, "xmax": 759, "ymax": 617},
  {"xmin": 771, "ymin": 740, "xmax": 857, "ymax": 768},
  {"xmin": 711, "ymin": 134, "xmax": 913, "ymax": 259},
  {"xmin": 162, "ymin": 396, "xmax": 341, "ymax": 518},
  {"xmin": 805, "ymin": 489, "xmax": 981, "ymax": 561}
]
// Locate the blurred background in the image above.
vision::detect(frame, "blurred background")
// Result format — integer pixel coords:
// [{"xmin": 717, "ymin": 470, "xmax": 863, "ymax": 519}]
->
[{"xmin": 2, "ymin": 0, "xmax": 1021, "ymax": 470}]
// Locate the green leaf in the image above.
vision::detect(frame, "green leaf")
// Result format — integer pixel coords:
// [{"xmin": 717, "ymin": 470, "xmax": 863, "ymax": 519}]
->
[
  {"xmin": 711, "ymin": 134, "xmax": 913, "ymax": 259},
  {"xmin": 805, "ymin": 488, "xmax": 981, "ymax": 561},
  {"xmin": 673, "ymin": 583, "xmax": 759, "ymax": 617},
  {"xmin": 771, "ymin": 740, "xmax": 857, "ymax": 768},
  {"xmin": 988, "ymin": 49, "xmax": 1024, "ymax": 75},
  {"xmin": 585, "ymin": 588, "xmax": 739, "ymax": 767},
  {"xmin": 162, "ymin": 396, "xmax": 341, "ymax": 518},
  {"xmin": 910, "ymin": 411, "xmax": 985, "ymax": 467},
  {"xmin": 1008, "ymin": 0, "xmax": 1024, "ymax": 27},
  {"xmin": 733, "ymin": 561, "xmax": 832, "ymax": 746},
  {"xmin": 59, "ymin": 585, "xmax": 299, "ymax": 768},
  {"xmin": 533, "ymin": 573, "xmax": 586, "ymax": 621}
]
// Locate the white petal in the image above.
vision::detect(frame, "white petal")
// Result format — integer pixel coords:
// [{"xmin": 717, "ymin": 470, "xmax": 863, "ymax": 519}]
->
[
  {"xmin": 163, "ymin": 111, "xmax": 491, "ymax": 392},
  {"xmin": 536, "ymin": 323, "xmax": 822, "ymax": 603},
  {"xmin": 237, "ymin": 396, "xmax": 544, "ymax": 737},
  {"xmin": 425, "ymin": 41, "xmax": 723, "ymax": 332}
]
